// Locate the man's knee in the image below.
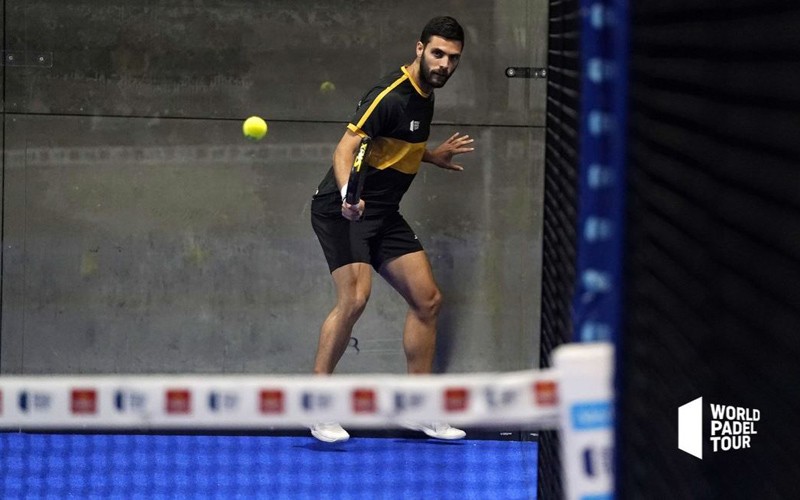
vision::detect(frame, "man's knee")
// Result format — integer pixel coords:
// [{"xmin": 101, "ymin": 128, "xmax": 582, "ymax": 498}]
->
[
  {"xmin": 339, "ymin": 291, "xmax": 370, "ymax": 319},
  {"xmin": 414, "ymin": 288, "xmax": 442, "ymax": 319},
  {"xmin": 332, "ymin": 264, "xmax": 372, "ymax": 319}
]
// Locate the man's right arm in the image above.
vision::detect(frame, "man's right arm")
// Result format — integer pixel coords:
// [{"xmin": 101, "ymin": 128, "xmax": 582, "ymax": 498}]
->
[{"xmin": 332, "ymin": 129, "xmax": 368, "ymax": 220}]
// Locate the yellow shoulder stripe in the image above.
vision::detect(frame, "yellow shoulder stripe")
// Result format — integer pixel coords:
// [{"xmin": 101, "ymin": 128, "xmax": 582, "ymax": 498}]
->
[{"xmin": 354, "ymin": 73, "xmax": 409, "ymax": 132}]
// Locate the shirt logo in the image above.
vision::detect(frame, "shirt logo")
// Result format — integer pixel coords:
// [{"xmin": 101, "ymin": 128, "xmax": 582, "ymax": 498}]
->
[{"xmin": 409, "ymin": 120, "xmax": 420, "ymax": 132}]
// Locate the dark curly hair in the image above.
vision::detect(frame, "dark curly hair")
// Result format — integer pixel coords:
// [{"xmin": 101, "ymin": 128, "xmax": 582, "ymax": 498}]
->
[{"xmin": 420, "ymin": 16, "xmax": 465, "ymax": 47}]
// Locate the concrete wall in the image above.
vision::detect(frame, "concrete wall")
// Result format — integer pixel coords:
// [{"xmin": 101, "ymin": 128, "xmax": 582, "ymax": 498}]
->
[{"xmin": 1, "ymin": 0, "xmax": 548, "ymax": 374}]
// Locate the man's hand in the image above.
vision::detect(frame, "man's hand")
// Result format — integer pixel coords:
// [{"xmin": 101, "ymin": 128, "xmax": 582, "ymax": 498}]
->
[
  {"xmin": 342, "ymin": 199, "xmax": 365, "ymax": 221},
  {"xmin": 424, "ymin": 132, "xmax": 475, "ymax": 171}
]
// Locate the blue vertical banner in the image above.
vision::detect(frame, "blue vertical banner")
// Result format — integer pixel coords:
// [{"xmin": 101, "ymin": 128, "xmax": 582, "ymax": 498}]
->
[
  {"xmin": 565, "ymin": 5, "xmax": 629, "ymax": 496},
  {"xmin": 573, "ymin": 0, "xmax": 630, "ymax": 344},
  {"xmin": 564, "ymin": 6, "xmax": 629, "ymax": 497}
]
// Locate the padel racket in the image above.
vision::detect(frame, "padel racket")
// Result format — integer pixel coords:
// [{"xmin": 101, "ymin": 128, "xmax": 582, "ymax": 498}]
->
[{"xmin": 345, "ymin": 137, "xmax": 371, "ymax": 205}]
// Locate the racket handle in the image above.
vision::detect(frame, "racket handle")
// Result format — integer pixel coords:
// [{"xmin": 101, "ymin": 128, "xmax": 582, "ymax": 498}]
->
[{"xmin": 345, "ymin": 137, "xmax": 371, "ymax": 205}]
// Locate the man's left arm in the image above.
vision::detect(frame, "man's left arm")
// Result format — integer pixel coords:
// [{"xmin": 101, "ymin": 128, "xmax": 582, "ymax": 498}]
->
[{"xmin": 423, "ymin": 132, "xmax": 475, "ymax": 171}]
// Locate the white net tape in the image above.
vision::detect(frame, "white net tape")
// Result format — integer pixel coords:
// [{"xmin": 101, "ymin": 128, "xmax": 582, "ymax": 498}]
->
[
  {"xmin": 0, "ymin": 369, "xmax": 560, "ymax": 431},
  {"xmin": 0, "ymin": 343, "xmax": 613, "ymax": 499}
]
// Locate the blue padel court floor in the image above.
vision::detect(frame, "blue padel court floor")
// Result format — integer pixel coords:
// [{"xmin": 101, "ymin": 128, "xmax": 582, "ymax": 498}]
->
[{"xmin": 0, "ymin": 432, "xmax": 538, "ymax": 499}]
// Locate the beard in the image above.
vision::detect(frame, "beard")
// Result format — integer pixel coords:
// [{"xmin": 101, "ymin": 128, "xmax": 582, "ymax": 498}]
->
[{"xmin": 420, "ymin": 57, "xmax": 450, "ymax": 88}]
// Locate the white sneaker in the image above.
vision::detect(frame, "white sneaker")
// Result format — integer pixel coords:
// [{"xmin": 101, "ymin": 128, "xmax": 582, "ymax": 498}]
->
[
  {"xmin": 402, "ymin": 422, "xmax": 466, "ymax": 440},
  {"xmin": 310, "ymin": 422, "xmax": 350, "ymax": 443}
]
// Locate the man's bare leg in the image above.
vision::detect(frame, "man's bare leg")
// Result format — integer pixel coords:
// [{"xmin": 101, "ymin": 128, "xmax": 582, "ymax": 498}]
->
[
  {"xmin": 310, "ymin": 263, "xmax": 372, "ymax": 442},
  {"xmin": 380, "ymin": 251, "xmax": 442, "ymax": 374},
  {"xmin": 313, "ymin": 262, "xmax": 373, "ymax": 374},
  {"xmin": 380, "ymin": 251, "xmax": 465, "ymax": 439}
]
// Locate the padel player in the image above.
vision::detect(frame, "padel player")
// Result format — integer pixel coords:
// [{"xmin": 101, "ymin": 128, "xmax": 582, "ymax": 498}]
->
[{"xmin": 310, "ymin": 16, "xmax": 475, "ymax": 443}]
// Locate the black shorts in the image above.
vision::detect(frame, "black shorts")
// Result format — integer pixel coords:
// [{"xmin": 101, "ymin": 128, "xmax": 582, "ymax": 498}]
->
[{"xmin": 311, "ymin": 210, "xmax": 424, "ymax": 273}]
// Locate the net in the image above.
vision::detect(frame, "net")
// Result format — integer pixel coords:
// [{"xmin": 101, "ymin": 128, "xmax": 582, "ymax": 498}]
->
[
  {"xmin": 0, "ymin": 370, "xmax": 556, "ymax": 499},
  {"xmin": 0, "ymin": 371, "xmax": 559, "ymax": 431},
  {"xmin": 0, "ymin": 344, "xmax": 613, "ymax": 499}
]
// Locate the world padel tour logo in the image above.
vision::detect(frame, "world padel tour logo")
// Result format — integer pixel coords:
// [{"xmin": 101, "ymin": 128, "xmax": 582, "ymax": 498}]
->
[{"xmin": 678, "ymin": 397, "xmax": 760, "ymax": 459}]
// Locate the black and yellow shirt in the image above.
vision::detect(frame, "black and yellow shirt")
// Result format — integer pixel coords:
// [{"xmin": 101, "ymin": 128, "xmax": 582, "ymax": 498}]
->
[{"xmin": 313, "ymin": 66, "xmax": 434, "ymax": 216}]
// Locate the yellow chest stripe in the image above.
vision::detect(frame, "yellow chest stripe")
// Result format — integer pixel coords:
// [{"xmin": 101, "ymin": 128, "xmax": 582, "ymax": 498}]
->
[{"xmin": 368, "ymin": 138, "xmax": 427, "ymax": 175}]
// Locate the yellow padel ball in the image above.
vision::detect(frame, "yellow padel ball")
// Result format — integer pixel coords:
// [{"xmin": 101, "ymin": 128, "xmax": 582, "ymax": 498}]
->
[
  {"xmin": 320, "ymin": 81, "xmax": 336, "ymax": 94},
  {"xmin": 242, "ymin": 116, "xmax": 268, "ymax": 141}
]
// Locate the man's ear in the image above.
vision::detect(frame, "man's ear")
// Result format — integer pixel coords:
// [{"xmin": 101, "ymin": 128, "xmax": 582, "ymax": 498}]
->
[{"xmin": 416, "ymin": 41, "xmax": 424, "ymax": 59}]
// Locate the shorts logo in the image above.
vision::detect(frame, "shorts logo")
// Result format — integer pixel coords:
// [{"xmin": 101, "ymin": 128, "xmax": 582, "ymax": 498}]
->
[
  {"xmin": 71, "ymin": 389, "xmax": 98, "ymax": 415},
  {"xmin": 409, "ymin": 120, "xmax": 420, "ymax": 132}
]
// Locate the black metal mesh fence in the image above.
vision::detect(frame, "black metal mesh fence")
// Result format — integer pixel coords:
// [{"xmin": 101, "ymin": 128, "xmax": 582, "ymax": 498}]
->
[
  {"xmin": 619, "ymin": 1, "xmax": 800, "ymax": 497},
  {"xmin": 538, "ymin": 1, "xmax": 581, "ymax": 498}
]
